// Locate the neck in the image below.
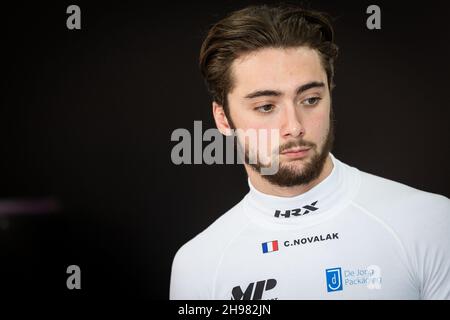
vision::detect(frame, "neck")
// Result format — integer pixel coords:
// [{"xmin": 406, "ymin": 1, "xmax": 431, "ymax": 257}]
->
[{"xmin": 246, "ymin": 154, "xmax": 334, "ymax": 197}]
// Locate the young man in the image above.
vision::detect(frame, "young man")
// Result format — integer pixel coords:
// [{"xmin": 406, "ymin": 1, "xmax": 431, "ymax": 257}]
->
[{"xmin": 170, "ymin": 4, "xmax": 450, "ymax": 299}]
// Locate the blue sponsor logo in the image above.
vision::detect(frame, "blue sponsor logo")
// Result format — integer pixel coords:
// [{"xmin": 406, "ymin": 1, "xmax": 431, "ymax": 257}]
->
[{"xmin": 326, "ymin": 267, "xmax": 343, "ymax": 292}]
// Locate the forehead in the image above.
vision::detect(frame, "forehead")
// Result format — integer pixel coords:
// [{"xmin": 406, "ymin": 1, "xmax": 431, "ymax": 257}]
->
[{"xmin": 230, "ymin": 47, "xmax": 327, "ymax": 96}]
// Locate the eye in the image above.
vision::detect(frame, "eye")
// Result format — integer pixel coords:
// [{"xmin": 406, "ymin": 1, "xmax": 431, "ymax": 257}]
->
[
  {"xmin": 255, "ymin": 104, "xmax": 274, "ymax": 113},
  {"xmin": 303, "ymin": 97, "xmax": 322, "ymax": 106}
]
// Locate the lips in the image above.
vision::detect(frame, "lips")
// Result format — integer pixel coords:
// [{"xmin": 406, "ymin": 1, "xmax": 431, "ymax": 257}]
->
[
  {"xmin": 280, "ymin": 147, "xmax": 311, "ymax": 159},
  {"xmin": 281, "ymin": 147, "xmax": 310, "ymax": 154}
]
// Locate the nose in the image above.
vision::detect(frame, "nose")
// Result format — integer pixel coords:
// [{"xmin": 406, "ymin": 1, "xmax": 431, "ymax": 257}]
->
[{"xmin": 280, "ymin": 104, "xmax": 304, "ymax": 138}]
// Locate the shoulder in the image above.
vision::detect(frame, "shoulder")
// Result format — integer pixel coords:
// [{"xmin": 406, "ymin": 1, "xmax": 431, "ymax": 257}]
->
[
  {"xmin": 349, "ymin": 167, "xmax": 450, "ymax": 299},
  {"xmin": 170, "ymin": 198, "xmax": 250, "ymax": 299},
  {"xmin": 175, "ymin": 199, "xmax": 250, "ymax": 260},
  {"xmin": 352, "ymin": 168, "xmax": 450, "ymax": 226},
  {"xmin": 350, "ymin": 167, "xmax": 450, "ymax": 258}
]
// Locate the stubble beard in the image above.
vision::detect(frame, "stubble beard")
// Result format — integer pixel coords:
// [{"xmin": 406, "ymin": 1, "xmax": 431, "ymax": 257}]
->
[{"xmin": 241, "ymin": 110, "xmax": 335, "ymax": 187}]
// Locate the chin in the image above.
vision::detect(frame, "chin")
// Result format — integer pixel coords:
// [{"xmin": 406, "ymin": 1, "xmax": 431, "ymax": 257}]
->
[{"xmin": 279, "ymin": 162, "xmax": 307, "ymax": 174}]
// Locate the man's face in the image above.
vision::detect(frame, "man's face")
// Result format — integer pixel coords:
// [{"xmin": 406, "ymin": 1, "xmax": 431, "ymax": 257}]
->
[{"xmin": 226, "ymin": 46, "xmax": 334, "ymax": 187}]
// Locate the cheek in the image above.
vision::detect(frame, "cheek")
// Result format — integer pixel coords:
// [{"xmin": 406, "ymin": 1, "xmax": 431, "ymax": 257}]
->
[
  {"xmin": 237, "ymin": 118, "xmax": 279, "ymax": 148},
  {"xmin": 239, "ymin": 115, "xmax": 279, "ymax": 131},
  {"xmin": 238, "ymin": 127, "xmax": 280, "ymax": 160},
  {"xmin": 307, "ymin": 110, "xmax": 330, "ymax": 141}
]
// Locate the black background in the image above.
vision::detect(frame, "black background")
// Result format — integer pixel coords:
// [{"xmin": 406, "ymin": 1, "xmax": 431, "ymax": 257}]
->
[{"xmin": 0, "ymin": 0, "xmax": 448, "ymax": 301}]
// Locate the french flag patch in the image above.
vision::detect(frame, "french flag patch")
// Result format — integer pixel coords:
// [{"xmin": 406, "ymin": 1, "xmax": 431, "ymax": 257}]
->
[{"xmin": 262, "ymin": 240, "xmax": 279, "ymax": 253}]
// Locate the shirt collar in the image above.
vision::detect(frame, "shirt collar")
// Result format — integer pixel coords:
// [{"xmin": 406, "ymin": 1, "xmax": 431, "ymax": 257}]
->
[{"xmin": 244, "ymin": 153, "xmax": 345, "ymax": 224}]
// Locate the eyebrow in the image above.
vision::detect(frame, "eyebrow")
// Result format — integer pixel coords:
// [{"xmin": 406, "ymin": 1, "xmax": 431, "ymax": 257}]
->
[{"xmin": 244, "ymin": 81, "xmax": 325, "ymax": 99}]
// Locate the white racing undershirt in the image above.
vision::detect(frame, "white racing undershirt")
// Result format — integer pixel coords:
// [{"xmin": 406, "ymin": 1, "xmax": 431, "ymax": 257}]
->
[{"xmin": 170, "ymin": 153, "xmax": 450, "ymax": 300}]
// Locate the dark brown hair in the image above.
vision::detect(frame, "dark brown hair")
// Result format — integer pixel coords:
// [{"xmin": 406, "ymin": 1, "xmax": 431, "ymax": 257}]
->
[{"xmin": 199, "ymin": 4, "xmax": 338, "ymax": 113}]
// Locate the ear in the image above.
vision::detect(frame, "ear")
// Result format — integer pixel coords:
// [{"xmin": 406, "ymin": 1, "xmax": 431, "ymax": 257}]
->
[{"xmin": 212, "ymin": 101, "xmax": 233, "ymax": 136}]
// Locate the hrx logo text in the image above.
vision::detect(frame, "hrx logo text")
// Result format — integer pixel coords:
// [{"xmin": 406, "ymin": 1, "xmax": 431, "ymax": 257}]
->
[{"xmin": 274, "ymin": 200, "xmax": 319, "ymax": 218}]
